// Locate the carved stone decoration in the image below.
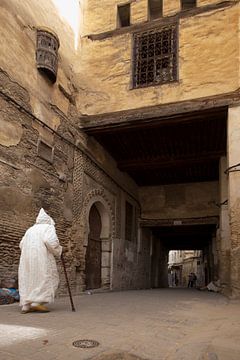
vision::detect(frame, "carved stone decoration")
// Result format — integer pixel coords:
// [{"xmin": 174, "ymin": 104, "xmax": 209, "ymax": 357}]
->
[{"xmin": 36, "ymin": 28, "xmax": 60, "ymax": 83}]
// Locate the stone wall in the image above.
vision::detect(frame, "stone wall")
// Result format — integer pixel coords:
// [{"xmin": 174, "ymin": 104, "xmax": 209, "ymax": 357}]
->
[
  {"xmin": 1, "ymin": 0, "xmax": 239, "ymax": 298},
  {"xmin": 218, "ymin": 157, "xmax": 231, "ymax": 294},
  {"xmin": 78, "ymin": 1, "xmax": 239, "ymax": 115},
  {"xmin": 0, "ymin": 0, "xmax": 82, "ymax": 125},
  {"xmin": 0, "ymin": 0, "xmax": 152, "ymax": 294},
  {"xmin": 0, "ymin": 69, "xmax": 75, "ymax": 290},
  {"xmin": 139, "ymin": 181, "xmax": 219, "ymax": 220},
  {"xmin": 0, "ymin": 68, "xmax": 147, "ymax": 294},
  {"xmin": 227, "ymin": 106, "xmax": 240, "ymax": 298},
  {"xmin": 82, "ymin": 0, "xmax": 223, "ymax": 35},
  {"xmin": 151, "ymin": 233, "xmax": 169, "ymax": 288},
  {"xmin": 112, "ymin": 225, "xmax": 152, "ymax": 290}
]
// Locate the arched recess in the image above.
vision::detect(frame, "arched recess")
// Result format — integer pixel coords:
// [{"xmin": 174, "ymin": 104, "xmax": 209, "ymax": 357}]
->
[
  {"xmin": 85, "ymin": 204, "xmax": 102, "ymax": 289},
  {"xmin": 82, "ymin": 190, "xmax": 114, "ymax": 290}
]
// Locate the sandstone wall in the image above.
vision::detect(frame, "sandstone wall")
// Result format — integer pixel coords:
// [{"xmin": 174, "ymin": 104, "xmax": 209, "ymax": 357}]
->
[
  {"xmin": 0, "ymin": 0, "xmax": 82, "ymax": 290},
  {"xmin": 83, "ymin": 0, "xmax": 222, "ymax": 35},
  {"xmin": 0, "ymin": 0, "xmax": 82, "ymax": 124},
  {"xmin": 78, "ymin": 1, "xmax": 239, "ymax": 115}
]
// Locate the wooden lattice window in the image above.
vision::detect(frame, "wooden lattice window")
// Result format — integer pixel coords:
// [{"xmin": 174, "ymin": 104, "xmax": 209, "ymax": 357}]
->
[
  {"xmin": 125, "ymin": 201, "xmax": 133, "ymax": 241},
  {"xmin": 36, "ymin": 29, "xmax": 59, "ymax": 83},
  {"xmin": 133, "ymin": 24, "xmax": 178, "ymax": 88}
]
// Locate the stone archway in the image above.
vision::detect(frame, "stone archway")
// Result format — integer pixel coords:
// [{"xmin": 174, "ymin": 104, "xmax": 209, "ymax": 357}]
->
[
  {"xmin": 85, "ymin": 204, "xmax": 102, "ymax": 289},
  {"xmin": 81, "ymin": 190, "xmax": 114, "ymax": 290}
]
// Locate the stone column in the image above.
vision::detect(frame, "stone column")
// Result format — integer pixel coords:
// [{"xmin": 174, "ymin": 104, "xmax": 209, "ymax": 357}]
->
[
  {"xmin": 228, "ymin": 106, "xmax": 240, "ymax": 298},
  {"xmin": 218, "ymin": 156, "xmax": 231, "ymax": 294}
]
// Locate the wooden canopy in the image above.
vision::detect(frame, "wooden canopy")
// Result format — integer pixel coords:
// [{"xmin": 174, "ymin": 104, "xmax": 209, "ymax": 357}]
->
[{"xmin": 82, "ymin": 106, "xmax": 227, "ymax": 186}]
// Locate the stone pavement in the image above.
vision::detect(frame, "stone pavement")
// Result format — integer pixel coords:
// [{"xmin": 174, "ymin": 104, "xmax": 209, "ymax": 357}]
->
[{"xmin": 1, "ymin": 289, "xmax": 240, "ymax": 360}]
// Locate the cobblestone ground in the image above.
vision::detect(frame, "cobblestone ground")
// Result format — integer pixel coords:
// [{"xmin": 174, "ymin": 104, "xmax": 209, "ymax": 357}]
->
[{"xmin": 0, "ymin": 289, "xmax": 240, "ymax": 360}]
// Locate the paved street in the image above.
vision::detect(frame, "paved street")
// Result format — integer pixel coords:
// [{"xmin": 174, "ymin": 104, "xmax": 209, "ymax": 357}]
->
[{"xmin": 0, "ymin": 289, "xmax": 240, "ymax": 360}]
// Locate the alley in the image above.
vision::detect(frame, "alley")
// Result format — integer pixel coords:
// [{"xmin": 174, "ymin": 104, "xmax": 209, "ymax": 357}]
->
[{"xmin": 1, "ymin": 289, "xmax": 240, "ymax": 360}]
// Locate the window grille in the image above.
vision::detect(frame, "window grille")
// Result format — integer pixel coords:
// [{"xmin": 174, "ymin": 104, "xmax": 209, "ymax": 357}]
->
[{"xmin": 133, "ymin": 24, "xmax": 178, "ymax": 88}]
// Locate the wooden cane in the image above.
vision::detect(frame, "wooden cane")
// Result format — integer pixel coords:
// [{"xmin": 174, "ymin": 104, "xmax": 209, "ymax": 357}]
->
[{"xmin": 61, "ymin": 253, "xmax": 76, "ymax": 312}]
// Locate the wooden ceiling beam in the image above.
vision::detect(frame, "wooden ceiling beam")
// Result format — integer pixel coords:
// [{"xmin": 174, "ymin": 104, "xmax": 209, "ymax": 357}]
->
[
  {"xmin": 118, "ymin": 151, "xmax": 224, "ymax": 171},
  {"xmin": 81, "ymin": 92, "xmax": 234, "ymax": 132}
]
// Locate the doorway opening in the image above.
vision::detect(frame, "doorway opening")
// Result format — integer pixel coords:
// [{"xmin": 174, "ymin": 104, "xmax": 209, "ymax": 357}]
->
[
  {"xmin": 150, "ymin": 224, "xmax": 218, "ymax": 290},
  {"xmin": 84, "ymin": 199, "xmax": 112, "ymax": 291},
  {"xmin": 168, "ymin": 250, "xmax": 204, "ymax": 288},
  {"xmin": 85, "ymin": 204, "xmax": 102, "ymax": 290}
]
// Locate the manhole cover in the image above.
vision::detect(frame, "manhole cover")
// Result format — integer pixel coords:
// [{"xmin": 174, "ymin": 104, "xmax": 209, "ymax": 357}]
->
[{"xmin": 72, "ymin": 339, "xmax": 100, "ymax": 348}]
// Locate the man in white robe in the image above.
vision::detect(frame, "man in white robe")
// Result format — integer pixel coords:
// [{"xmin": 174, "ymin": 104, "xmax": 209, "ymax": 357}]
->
[{"xmin": 18, "ymin": 208, "xmax": 62, "ymax": 313}]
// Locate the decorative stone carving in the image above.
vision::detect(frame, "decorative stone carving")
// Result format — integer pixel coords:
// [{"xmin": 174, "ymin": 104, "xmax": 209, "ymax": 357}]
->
[{"xmin": 36, "ymin": 28, "xmax": 59, "ymax": 83}]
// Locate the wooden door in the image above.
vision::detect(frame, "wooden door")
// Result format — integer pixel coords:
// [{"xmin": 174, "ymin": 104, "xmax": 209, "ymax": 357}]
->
[{"xmin": 85, "ymin": 204, "xmax": 102, "ymax": 290}]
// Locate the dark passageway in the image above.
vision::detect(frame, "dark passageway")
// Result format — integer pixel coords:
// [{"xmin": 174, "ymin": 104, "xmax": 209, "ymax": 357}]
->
[{"xmin": 148, "ymin": 224, "xmax": 217, "ymax": 289}]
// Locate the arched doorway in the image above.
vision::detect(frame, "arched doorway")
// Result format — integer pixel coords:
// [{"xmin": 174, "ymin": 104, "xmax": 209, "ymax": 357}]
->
[{"xmin": 85, "ymin": 204, "xmax": 102, "ymax": 289}]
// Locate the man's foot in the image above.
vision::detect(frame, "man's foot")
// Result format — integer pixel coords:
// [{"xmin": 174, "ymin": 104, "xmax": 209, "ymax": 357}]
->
[
  {"xmin": 30, "ymin": 304, "xmax": 50, "ymax": 313},
  {"xmin": 21, "ymin": 305, "xmax": 33, "ymax": 314}
]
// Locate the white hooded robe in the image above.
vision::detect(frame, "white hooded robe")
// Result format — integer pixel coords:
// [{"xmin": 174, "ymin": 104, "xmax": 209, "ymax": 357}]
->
[{"xmin": 18, "ymin": 208, "xmax": 62, "ymax": 306}]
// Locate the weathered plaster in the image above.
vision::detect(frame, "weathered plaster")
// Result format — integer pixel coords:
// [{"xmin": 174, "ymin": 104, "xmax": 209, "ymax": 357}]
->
[
  {"xmin": 163, "ymin": 0, "xmax": 180, "ymax": 16},
  {"xmin": 0, "ymin": 0, "xmax": 79, "ymax": 120},
  {"xmin": 139, "ymin": 181, "xmax": 219, "ymax": 220},
  {"xmin": 78, "ymin": 3, "xmax": 239, "ymax": 115},
  {"xmin": 0, "ymin": 118, "xmax": 23, "ymax": 146}
]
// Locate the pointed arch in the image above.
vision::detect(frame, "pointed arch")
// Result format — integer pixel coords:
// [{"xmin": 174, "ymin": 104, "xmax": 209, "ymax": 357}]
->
[{"xmin": 77, "ymin": 189, "xmax": 115, "ymax": 290}]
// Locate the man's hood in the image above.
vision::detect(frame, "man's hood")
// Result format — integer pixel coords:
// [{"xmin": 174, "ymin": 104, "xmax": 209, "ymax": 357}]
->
[{"xmin": 36, "ymin": 208, "xmax": 55, "ymax": 225}]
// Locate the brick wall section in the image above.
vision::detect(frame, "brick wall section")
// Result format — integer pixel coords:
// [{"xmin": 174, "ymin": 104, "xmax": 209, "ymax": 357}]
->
[
  {"xmin": 0, "ymin": 67, "xmax": 155, "ymax": 295},
  {"xmin": 0, "ymin": 71, "xmax": 75, "ymax": 292}
]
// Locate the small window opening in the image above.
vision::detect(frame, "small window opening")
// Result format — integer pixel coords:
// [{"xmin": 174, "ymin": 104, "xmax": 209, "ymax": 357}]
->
[
  {"xmin": 125, "ymin": 201, "xmax": 134, "ymax": 241},
  {"xmin": 37, "ymin": 139, "xmax": 54, "ymax": 163},
  {"xmin": 117, "ymin": 3, "xmax": 130, "ymax": 28},
  {"xmin": 148, "ymin": 0, "xmax": 163, "ymax": 20},
  {"xmin": 181, "ymin": 0, "xmax": 197, "ymax": 10}
]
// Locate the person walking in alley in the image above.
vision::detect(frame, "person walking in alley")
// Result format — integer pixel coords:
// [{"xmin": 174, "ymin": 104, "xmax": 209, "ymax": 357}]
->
[
  {"xmin": 18, "ymin": 208, "xmax": 62, "ymax": 314},
  {"xmin": 192, "ymin": 272, "xmax": 197, "ymax": 288},
  {"xmin": 188, "ymin": 272, "xmax": 197, "ymax": 288}
]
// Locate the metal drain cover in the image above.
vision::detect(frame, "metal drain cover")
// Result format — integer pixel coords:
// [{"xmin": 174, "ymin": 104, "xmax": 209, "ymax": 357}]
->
[{"xmin": 72, "ymin": 339, "xmax": 100, "ymax": 348}]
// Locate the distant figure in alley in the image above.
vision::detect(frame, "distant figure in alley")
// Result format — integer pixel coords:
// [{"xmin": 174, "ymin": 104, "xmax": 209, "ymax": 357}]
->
[
  {"xmin": 18, "ymin": 208, "xmax": 62, "ymax": 314},
  {"xmin": 188, "ymin": 272, "xmax": 197, "ymax": 288}
]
